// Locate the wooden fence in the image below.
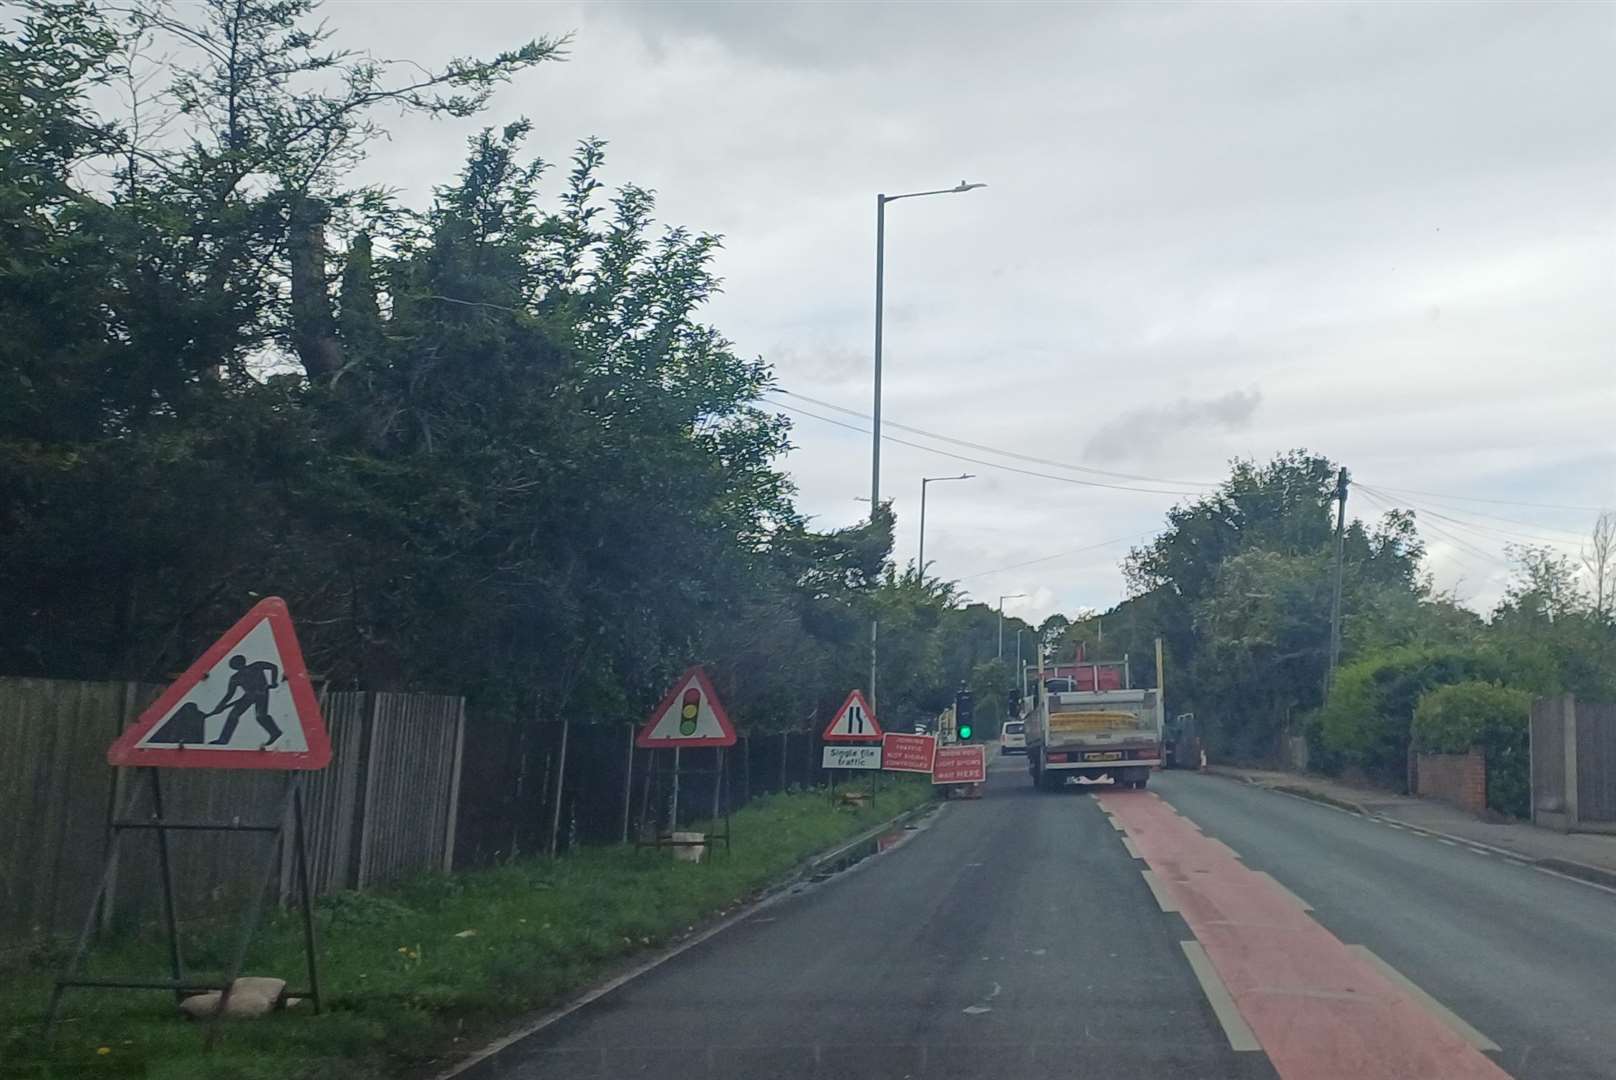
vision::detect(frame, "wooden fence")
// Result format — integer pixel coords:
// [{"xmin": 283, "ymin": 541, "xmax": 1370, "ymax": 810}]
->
[
  {"xmin": 1531, "ymin": 694, "xmax": 1616, "ymax": 834},
  {"xmin": 0, "ymin": 678, "xmax": 464, "ymax": 954}
]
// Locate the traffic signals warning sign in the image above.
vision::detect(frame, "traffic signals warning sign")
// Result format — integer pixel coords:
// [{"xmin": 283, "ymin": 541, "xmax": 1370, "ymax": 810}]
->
[
  {"xmin": 636, "ymin": 666, "xmax": 737, "ymax": 748},
  {"xmin": 823, "ymin": 689, "xmax": 882, "ymax": 742},
  {"xmin": 107, "ymin": 597, "xmax": 330, "ymax": 770}
]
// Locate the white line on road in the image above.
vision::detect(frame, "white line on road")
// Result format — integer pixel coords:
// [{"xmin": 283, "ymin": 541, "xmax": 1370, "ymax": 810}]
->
[
  {"xmin": 1180, "ymin": 941, "xmax": 1261, "ymax": 1052},
  {"xmin": 1122, "ymin": 837, "xmax": 1142, "ymax": 859},
  {"xmin": 1347, "ymin": 945, "xmax": 1500, "ymax": 1052},
  {"xmin": 1141, "ymin": 870, "xmax": 1178, "ymax": 912},
  {"xmin": 1107, "ymin": 816, "xmax": 1126, "ymax": 832},
  {"xmin": 1253, "ymin": 871, "xmax": 1313, "ymax": 912},
  {"xmin": 1437, "ymin": 838, "xmax": 1458, "ymax": 847},
  {"xmin": 1467, "ymin": 848, "xmax": 1491, "ymax": 857}
]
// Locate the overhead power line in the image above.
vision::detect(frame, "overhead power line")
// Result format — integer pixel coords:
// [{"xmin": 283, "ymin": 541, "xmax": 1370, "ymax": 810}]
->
[
  {"xmin": 1358, "ymin": 486, "xmax": 1586, "ymax": 549},
  {"xmin": 1359, "ymin": 482, "xmax": 1606, "ymax": 514},
  {"xmin": 774, "ymin": 401, "xmax": 1201, "ymax": 497},
  {"xmin": 767, "ymin": 387, "xmax": 1218, "ymax": 489},
  {"xmin": 1357, "ymin": 488, "xmax": 1511, "ymax": 568},
  {"xmin": 1357, "ymin": 486, "xmax": 1594, "ymax": 541}
]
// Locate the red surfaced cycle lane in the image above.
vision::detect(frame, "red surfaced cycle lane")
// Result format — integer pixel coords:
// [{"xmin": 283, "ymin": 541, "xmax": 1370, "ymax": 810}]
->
[{"xmin": 1096, "ymin": 789, "xmax": 1511, "ymax": 1080}]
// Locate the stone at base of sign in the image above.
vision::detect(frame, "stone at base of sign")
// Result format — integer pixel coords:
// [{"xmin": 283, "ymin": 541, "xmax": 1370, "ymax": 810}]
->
[
  {"xmin": 670, "ymin": 831, "xmax": 706, "ymax": 863},
  {"xmin": 178, "ymin": 977, "xmax": 286, "ymax": 1020}
]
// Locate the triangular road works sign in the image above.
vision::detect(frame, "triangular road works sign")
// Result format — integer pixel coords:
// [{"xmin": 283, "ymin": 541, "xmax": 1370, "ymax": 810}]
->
[
  {"xmin": 108, "ymin": 597, "xmax": 330, "ymax": 770},
  {"xmin": 822, "ymin": 689, "xmax": 882, "ymax": 742},
  {"xmin": 636, "ymin": 666, "xmax": 737, "ymax": 748}
]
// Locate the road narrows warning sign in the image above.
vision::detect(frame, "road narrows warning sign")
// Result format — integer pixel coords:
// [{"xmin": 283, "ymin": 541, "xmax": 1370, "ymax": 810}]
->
[
  {"xmin": 108, "ymin": 597, "xmax": 330, "ymax": 770},
  {"xmin": 823, "ymin": 689, "xmax": 883, "ymax": 742},
  {"xmin": 636, "ymin": 666, "xmax": 737, "ymax": 748}
]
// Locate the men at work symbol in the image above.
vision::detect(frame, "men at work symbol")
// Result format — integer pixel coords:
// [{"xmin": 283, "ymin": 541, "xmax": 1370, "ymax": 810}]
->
[
  {"xmin": 148, "ymin": 654, "xmax": 283, "ymax": 747},
  {"xmin": 680, "ymin": 687, "xmax": 701, "ymax": 736},
  {"xmin": 209, "ymin": 655, "xmax": 284, "ymax": 746}
]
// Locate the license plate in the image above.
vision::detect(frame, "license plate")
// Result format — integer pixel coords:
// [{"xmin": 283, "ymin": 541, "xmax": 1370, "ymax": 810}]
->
[{"xmin": 1084, "ymin": 751, "xmax": 1122, "ymax": 761}]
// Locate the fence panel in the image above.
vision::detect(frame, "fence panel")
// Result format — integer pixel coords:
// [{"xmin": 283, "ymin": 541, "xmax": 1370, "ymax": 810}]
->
[
  {"xmin": 1530, "ymin": 695, "xmax": 1567, "ymax": 820},
  {"xmin": 0, "ymin": 679, "xmax": 149, "ymax": 950},
  {"xmin": 356, "ymin": 693, "xmax": 464, "ymax": 887},
  {"xmin": 1577, "ymin": 700, "xmax": 1616, "ymax": 823},
  {"xmin": 1, "ymin": 678, "xmax": 466, "ymax": 953}
]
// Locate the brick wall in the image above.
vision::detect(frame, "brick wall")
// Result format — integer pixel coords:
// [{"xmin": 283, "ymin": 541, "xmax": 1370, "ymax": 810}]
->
[{"xmin": 1415, "ymin": 748, "xmax": 1487, "ymax": 815}]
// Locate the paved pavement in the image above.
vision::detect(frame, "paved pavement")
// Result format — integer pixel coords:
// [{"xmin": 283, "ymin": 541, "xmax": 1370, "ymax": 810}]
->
[
  {"xmin": 1210, "ymin": 765, "xmax": 1616, "ymax": 884},
  {"xmin": 463, "ymin": 761, "xmax": 1616, "ymax": 1080}
]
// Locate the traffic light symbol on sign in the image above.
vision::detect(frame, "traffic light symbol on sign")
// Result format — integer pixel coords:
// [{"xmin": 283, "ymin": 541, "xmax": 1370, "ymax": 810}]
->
[{"xmin": 679, "ymin": 688, "xmax": 701, "ymax": 736}]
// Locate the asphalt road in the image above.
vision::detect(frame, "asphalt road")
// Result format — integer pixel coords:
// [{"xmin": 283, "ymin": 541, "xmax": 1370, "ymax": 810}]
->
[
  {"xmin": 467, "ymin": 763, "xmax": 1616, "ymax": 1080},
  {"xmin": 1155, "ymin": 771, "xmax": 1616, "ymax": 1080},
  {"xmin": 475, "ymin": 756, "xmax": 1274, "ymax": 1079}
]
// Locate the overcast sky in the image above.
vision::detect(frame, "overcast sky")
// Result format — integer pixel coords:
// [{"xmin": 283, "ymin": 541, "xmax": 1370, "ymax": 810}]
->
[{"xmin": 335, "ymin": 0, "xmax": 1615, "ymax": 623}]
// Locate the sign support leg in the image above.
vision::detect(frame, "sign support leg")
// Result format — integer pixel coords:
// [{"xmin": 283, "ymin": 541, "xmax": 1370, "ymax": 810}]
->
[
  {"xmin": 670, "ymin": 746, "xmax": 681, "ymax": 834},
  {"xmin": 148, "ymin": 768, "xmax": 187, "ymax": 1004},
  {"xmin": 204, "ymin": 777, "xmax": 298, "ymax": 1049},
  {"xmin": 292, "ymin": 778, "xmax": 322, "ymax": 1014}
]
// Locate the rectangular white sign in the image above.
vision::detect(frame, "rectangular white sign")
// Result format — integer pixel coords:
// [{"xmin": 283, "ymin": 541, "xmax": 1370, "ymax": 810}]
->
[{"xmin": 822, "ymin": 745, "xmax": 882, "ymax": 770}]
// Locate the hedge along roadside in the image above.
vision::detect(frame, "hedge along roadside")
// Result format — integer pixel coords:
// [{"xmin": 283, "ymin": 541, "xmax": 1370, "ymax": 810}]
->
[{"xmin": 1412, "ymin": 681, "xmax": 1533, "ymax": 817}]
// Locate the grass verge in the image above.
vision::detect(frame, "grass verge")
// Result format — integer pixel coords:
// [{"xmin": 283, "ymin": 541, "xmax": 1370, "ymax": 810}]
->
[{"xmin": 0, "ymin": 780, "xmax": 933, "ymax": 1080}]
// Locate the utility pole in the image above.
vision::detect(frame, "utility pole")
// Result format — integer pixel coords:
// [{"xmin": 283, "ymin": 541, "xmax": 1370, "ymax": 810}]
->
[{"xmin": 1325, "ymin": 467, "xmax": 1350, "ymax": 702}]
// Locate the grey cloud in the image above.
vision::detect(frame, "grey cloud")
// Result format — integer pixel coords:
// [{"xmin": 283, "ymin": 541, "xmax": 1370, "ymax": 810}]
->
[{"xmin": 1083, "ymin": 390, "xmax": 1262, "ymax": 464}]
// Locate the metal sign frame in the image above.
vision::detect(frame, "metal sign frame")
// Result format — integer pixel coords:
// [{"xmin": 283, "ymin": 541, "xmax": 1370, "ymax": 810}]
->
[
  {"xmin": 632, "ymin": 746, "xmax": 733, "ymax": 857},
  {"xmin": 45, "ymin": 767, "xmax": 323, "ymax": 1049}
]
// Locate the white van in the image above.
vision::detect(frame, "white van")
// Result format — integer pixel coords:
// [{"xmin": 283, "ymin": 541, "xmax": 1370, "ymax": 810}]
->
[{"xmin": 999, "ymin": 720, "xmax": 1027, "ymax": 755}]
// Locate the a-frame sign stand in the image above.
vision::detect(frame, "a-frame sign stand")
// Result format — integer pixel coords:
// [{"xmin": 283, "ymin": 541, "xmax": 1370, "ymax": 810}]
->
[
  {"xmin": 46, "ymin": 771, "xmax": 323, "ymax": 1047},
  {"xmin": 46, "ymin": 598, "xmax": 331, "ymax": 1048},
  {"xmin": 632, "ymin": 666, "xmax": 737, "ymax": 858}
]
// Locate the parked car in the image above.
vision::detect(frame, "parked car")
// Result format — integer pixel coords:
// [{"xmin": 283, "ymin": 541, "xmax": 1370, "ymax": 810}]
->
[{"xmin": 999, "ymin": 720, "xmax": 1027, "ymax": 755}]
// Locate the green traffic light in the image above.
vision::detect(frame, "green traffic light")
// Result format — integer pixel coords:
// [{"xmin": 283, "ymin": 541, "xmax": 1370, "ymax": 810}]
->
[{"xmin": 959, "ymin": 724, "xmax": 973, "ymax": 740}]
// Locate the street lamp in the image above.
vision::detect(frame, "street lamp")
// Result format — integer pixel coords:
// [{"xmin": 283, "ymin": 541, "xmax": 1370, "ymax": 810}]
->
[
  {"xmin": 868, "ymin": 179, "xmax": 986, "ymax": 712},
  {"xmin": 918, "ymin": 473, "xmax": 974, "ymax": 578},
  {"xmin": 997, "ymin": 593, "xmax": 1026, "ymax": 659}
]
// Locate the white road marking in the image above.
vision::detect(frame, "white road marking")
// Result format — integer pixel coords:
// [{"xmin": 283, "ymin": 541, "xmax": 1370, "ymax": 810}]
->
[
  {"xmin": 1207, "ymin": 838, "xmax": 1242, "ymax": 860},
  {"xmin": 1254, "ymin": 871, "xmax": 1313, "ymax": 912},
  {"xmin": 1121, "ymin": 837, "xmax": 1142, "ymax": 859},
  {"xmin": 1437, "ymin": 838, "xmax": 1458, "ymax": 847},
  {"xmin": 1108, "ymin": 816, "xmax": 1126, "ymax": 832},
  {"xmin": 1141, "ymin": 870, "xmax": 1178, "ymax": 912},
  {"xmin": 1384, "ymin": 822, "xmax": 1406, "ymax": 830},
  {"xmin": 1347, "ymin": 945, "xmax": 1500, "ymax": 1052},
  {"xmin": 1467, "ymin": 848, "xmax": 1491, "ymax": 857},
  {"xmin": 1180, "ymin": 941, "xmax": 1261, "ymax": 1052}
]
